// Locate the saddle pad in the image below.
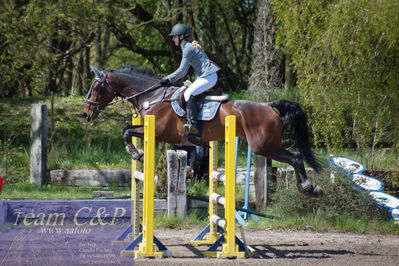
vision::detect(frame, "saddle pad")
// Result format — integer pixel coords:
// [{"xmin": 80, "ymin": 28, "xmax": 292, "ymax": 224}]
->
[{"xmin": 171, "ymin": 89, "xmax": 222, "ymax": 121}]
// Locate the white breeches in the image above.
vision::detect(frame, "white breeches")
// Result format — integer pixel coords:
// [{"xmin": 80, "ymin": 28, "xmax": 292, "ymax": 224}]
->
[{"xmin": 184, "ymin": 72, "xmax": 217, "ymax": 101}]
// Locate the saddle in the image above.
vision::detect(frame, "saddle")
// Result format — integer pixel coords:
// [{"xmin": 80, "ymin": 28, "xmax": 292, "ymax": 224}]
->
[
  {"xmin": 171, "ymin": 81, "xmax": 229, "ymax": 121},
  {"xmin": 177, "ymin": 88, "xmax": 224, "ymax": 109}
]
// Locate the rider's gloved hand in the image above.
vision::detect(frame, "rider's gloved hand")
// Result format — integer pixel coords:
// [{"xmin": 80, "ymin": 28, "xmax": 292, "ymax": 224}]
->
[{"xmin": 160, "ymin": 78, "xmax": 171, "ymax": 86}]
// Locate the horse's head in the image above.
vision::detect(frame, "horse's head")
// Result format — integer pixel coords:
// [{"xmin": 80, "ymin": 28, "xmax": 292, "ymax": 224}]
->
[{"xmin": 83, "ymin": 66, "xmax": 115, "ymax": 121}]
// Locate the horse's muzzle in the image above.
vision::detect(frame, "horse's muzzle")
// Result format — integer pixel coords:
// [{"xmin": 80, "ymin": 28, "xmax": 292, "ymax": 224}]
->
[
  {"xmin": 82, "ymin": 111, "xmax": 96, "ymax": 122},
  {"xmin": 83, "ymin": 103, "xmax": 100, "ymax": 121},
  {"xmin": 82, "ymin": 112, "xmax": 90, "ymax": 121}
]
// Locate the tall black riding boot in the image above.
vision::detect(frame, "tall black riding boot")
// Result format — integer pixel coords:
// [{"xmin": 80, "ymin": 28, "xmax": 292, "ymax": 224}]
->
[{"xmin": 184, "ymin": 96, "xmax": 200, "ymax": 135}]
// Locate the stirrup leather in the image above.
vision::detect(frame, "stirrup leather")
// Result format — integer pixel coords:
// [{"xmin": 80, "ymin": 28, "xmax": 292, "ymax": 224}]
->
[{"xmin": 184, "ymin": 122, "xmax": 199, "ymax": 135}]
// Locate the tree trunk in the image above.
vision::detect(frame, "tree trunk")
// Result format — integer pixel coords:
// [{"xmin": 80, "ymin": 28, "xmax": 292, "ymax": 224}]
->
[
  {"xmin": 101, "ymin": 30, "xmax": 110, "ymax": 68},
  {"xmin": 73, "ymin": 51, "xmax": 84, "ymax": 96},
  {"xmin": 45, "ymin": 64, "xmax": 58, "ymax": 96},
  {"xmin": 284, "ymin": 52, "xmax": 296, "ymax": 90},
  {"xmin": 94, "ymin": 30, "xmax": 102, "ymax": 68},
  {"xmin": 83, "ymin": 46, "xmax": 91, "ymax": 95},
  {"xmin": 64, "ymin": 58, "xmax": 73, "ymax": 96},
  {"xmin": 248, "ymin": 0, "xmax": 284, "ymax": 100}
]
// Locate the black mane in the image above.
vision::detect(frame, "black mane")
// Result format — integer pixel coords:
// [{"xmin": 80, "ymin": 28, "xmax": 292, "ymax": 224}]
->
[{"xmin": 107, "ymin": 63, "xmax": 159, "ymax": 80}]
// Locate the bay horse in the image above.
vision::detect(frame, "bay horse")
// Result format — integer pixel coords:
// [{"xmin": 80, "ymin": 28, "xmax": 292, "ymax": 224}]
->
[{"xmin": 83, "ymin": 65, "xmax": 324, "ymax": 197}]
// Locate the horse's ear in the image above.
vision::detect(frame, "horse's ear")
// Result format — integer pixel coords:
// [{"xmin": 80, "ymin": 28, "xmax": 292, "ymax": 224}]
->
[{"xmin": 90, "ymin": 65, "xmax": 104, "ymax": 80}]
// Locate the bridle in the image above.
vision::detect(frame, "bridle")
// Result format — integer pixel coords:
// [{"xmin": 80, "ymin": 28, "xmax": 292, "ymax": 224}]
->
[
  {"xmin": 85, "ymin": 71, "xmax": 175, "ymax": 114},
  {"xmin": 85, "ymin": 73, "xmax": 116, "ymax": 113}
]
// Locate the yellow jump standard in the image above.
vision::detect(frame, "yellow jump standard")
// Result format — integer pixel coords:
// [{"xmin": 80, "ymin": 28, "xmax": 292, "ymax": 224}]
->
[
  {"xmin": 117, "ymin": 115, "xmax": 170, "ymax": 258},
  {"xmin": 191, "ymin": 115, "xmax": 248, "ymax": 258}
]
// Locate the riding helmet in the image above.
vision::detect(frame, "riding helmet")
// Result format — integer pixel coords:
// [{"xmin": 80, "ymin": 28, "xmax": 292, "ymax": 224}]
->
[{"xmin": 168, "ymin": 23, "xmax": 191, "ymax": 37}]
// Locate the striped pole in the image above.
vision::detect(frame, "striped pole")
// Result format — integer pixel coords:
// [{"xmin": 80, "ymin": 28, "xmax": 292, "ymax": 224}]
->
[{"xmin": 131, "ymin": 115, "xmax": 141, "ymax": 239}]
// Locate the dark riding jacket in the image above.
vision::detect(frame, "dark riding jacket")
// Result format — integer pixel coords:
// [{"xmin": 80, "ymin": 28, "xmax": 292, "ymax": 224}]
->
[{"xmin": 166, "ymin": 41, "xmax": 220, "ymax": 83}]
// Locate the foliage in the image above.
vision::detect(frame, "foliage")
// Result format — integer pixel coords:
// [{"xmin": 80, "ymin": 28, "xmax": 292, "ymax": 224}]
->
[
  {"xmin": 267, "ymin": 86, "xmax": 301, "ymax": 103},
  {"xmin": 0, "ymin": 0, "xmax": 258, "ymax": 98},
  {"xmin": 186, "ymin": 179, "xmax": 208, "ymax": 197},
  {"xmin": 270, "ymin": 172, "xmax": 386, "ymax": 221},
  {"xmin": 272, "ymin": 0, "xmax": 399, "ymax": 151},
  {"xmin": 0, "ymin": 1, "xmax": 98, "ymax": 97},
  {"xmin": 250, "ymin": 170, "xmax": 399, "ymax": 234},
  {"xmin": 229, "ymin": 90, "xmax": 253, "ymax": 101}
]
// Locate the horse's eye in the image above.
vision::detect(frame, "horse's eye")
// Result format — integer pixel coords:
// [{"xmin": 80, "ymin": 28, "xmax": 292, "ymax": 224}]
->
[{"xmin": 95, "ymin": 84, "xmax": 103, "ymax": 94}]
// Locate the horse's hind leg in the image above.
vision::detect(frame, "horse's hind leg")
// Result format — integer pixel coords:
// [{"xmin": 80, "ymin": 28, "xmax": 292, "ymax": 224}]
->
[
  {"xmin": 123, "ymin": 125, "xmax": 144, "ymax": 162},
  {"xmin": 256, "ymin": 147, "xmax": 323, "ymax": 197}
]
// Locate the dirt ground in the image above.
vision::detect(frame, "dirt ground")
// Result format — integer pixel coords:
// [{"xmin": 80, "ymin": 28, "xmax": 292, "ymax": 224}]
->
[{"xmin": 0, "ymin": 223, "xmax": 398, "ymax": 266}]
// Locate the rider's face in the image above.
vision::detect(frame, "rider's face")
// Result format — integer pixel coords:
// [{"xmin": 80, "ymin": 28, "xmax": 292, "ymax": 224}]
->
[{"xmin": 172, "ymin": 35, "xmax": 182, "ymax": 46}]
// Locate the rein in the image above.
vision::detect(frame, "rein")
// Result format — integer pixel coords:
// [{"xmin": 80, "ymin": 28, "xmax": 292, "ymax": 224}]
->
[
  {"xmin": 108, "ymin": 81, "xmax": 162, "ymax": 106},
  {"xmin": 86, "ymin": 72, "xmax": 181, "ymax": 115},
  {"xmin": 105, "ymin": 75, "xmax": 181, "ymax": 110}
]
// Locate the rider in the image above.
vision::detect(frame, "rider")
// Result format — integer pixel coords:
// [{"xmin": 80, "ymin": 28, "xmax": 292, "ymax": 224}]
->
[{"xmin": 161, "ymin": 23, "xmax": 220, "ymax": 135}]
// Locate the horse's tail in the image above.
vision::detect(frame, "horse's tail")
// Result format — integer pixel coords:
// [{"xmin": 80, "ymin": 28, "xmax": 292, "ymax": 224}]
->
[{"xmin": 269, "ymin": 99, "xmax": 323, "ymax": 173}]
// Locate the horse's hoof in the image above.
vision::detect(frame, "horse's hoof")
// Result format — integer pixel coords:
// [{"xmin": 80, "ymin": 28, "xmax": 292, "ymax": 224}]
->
[
  {"xmin": 136, "ymin": 149, "xmax": 144, "ymax": 163},
  {"xmin": 297, "ymin": 180, "xmax": 313, "ymax": 193},
  {"xmin": 297, "ymin": 180, "xmax": 324, "ymax": 197},
  {"xmin": 312, "ymin": 185, "xmax": 324, "ymax": 197},
  {"xmin": 131, "ymin": 152, "xmax": 144, "ymax": 163},
  {"xmin": 125, "ymin": 145, "xmax": 144, "ymax": 162}
]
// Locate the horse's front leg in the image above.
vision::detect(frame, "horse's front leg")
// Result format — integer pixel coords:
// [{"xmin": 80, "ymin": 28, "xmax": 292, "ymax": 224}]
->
[{"xmin": 123, "ymin": 125, "xmax": 144, "ymax": 162}]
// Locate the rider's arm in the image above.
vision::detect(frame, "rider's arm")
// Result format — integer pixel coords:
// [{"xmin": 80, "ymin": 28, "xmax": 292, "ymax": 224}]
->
[{"xmin": 166, "ymin": 44, "xmax": 194, "ymax": 83}]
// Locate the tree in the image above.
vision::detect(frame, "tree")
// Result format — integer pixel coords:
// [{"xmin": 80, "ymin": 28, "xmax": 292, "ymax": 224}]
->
[
  {"xmin": 272, "ymin": 0, "xmax": 399, "ymax": 149},
  {"xmin": 107, "ymin": 0, "xmax": 258, "ymax": 91},
  {"xmin": 0, "ymin": 0, "xmax": 97, "ymax": 97},
  {"xmin": 0, "ymin": 0, "xmax": 258, "ymax": 97},
  {"xmin": 248, "ymin": 0, "xmax": 284, "ymax": 101}
]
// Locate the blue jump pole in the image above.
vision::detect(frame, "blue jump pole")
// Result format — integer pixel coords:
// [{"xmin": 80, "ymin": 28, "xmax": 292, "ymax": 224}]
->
[
  {"xmin": 236, "ymin": 138, "xmax": 259, "ymax": 222},
  {"xmin": 234, "ymin": 137, "xmax": 247, "ymax": 226}
]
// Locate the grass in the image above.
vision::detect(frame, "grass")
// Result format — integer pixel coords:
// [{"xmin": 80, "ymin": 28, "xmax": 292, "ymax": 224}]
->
[
  {"xmin": 250, "ymin": 172, "xmax": 399, "ymax": 234},
  {"xmin": 155, "ymin": 212, "xmax": 208, "ymax": 230},
  {"xmin": 244, "ymin": 212, "xmax": 399, "ymax": 234},
  {"xmin": 0, "ymin": 96, "xmax": 134, "ymax": 184},
  {"xmin": 1, "ymin": 180, "xmax": 130, "ymax": 199}
]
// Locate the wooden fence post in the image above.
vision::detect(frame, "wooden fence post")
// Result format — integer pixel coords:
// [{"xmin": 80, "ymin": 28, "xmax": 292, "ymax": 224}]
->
[
  {"xmin": 30, "ymin": 104, "xmax": 48, "ymax": 186},
  {"xmin": 167, "ymin": 150, "xmax": 187, "ymax": 218},
  {"xmin": 254, "ymin": 156, "xmax": 275, "ymax": 209}
]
